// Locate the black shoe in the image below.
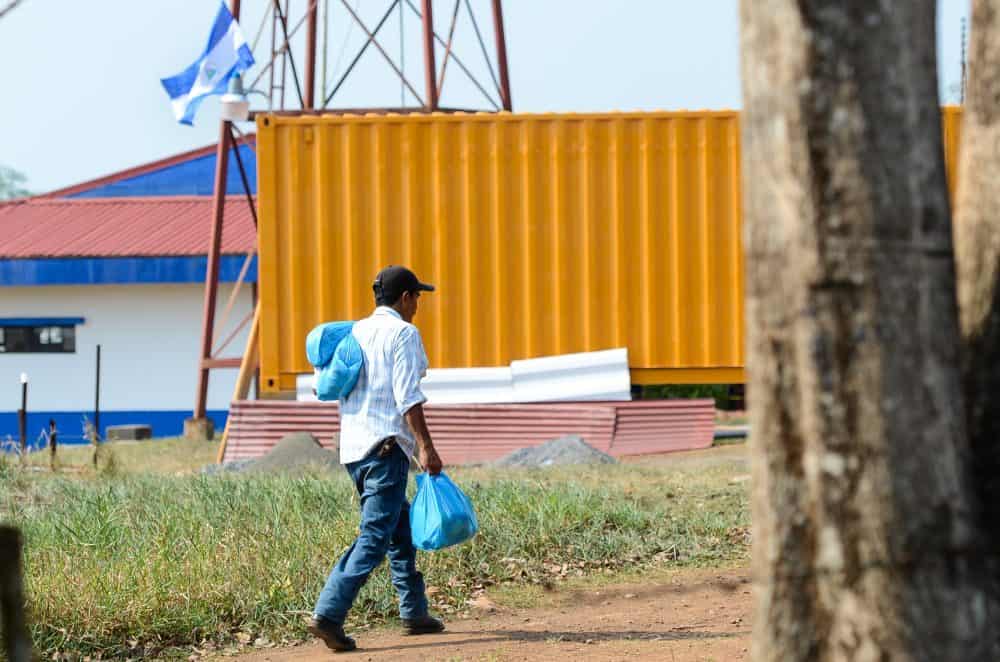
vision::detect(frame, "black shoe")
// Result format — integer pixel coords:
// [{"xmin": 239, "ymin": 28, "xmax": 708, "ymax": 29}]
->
[
  {"xmin": 307, "ymin": 616, "xmax": 357, "ymax": 651},
  {"xmin": 402, "ymin": 614, "xmax": 445, "ymax": 635}
]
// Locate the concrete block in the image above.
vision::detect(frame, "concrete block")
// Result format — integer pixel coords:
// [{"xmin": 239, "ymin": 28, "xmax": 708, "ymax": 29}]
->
[
  {"xmin": 106, "ymin": 424, "xmax": 153, "ymax": 441},
  {"xmin": 183, "ymin": 418, "xmax": 215, "ymax": 441}
]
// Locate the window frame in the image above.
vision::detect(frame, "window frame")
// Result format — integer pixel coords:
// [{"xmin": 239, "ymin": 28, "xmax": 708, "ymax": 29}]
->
[{"xmin": 0, "ymin": 318, "xmax": 84, "ymax": 354}]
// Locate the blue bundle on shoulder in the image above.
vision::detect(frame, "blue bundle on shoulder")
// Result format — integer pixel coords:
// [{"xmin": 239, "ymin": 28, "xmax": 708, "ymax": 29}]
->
[
  {"xmin": 410, "ymin": 472, "xmax": 479, "ymax": 551},
  {"xmin": 305, "ymin": 321, "xmax": 364, "ymax": 401}
]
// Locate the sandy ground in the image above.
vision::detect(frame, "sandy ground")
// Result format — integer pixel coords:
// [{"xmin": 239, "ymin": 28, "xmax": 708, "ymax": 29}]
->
[
  {"xmin": 237, "ymin": 567, "xmax": 751, "ymax": 662},
  {"xmin": 620, "ymin": 443, "xmax": 749, "ymax": 470}
]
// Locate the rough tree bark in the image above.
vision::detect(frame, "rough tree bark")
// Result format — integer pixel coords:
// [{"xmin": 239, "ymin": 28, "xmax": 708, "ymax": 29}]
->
[
  {"xmin": 954, "ymin": 0, "xmax": 1000, "ymax": 616},
  {"xmin": 0, "ymin": 526, "xmax": 31, "ymax": 662},
  {"xmin": 740, "ymin": 2, "xmax": 991, "ymax": 660}
]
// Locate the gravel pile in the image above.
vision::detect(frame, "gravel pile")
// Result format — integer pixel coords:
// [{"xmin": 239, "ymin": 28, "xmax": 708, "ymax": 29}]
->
[
  {"xmin": 203, "ymin": 432, "xmax": 340, "ymax": 475},
  {"xmin": 494, "ymin": 434, "xmax": 617, "ymax": 468}
]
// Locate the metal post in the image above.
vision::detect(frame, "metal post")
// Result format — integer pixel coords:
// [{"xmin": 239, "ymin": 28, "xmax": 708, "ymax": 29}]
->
[
  {"xmin": 280, "ymin": 0, "xmax": 290, "ymax": 108},
  {"xmin": 396, "ymin": 2, "xmax": 406, "ymax": 108},
  {"xmin": 304, "ymin": 0, "xmax": 319, "ymax": 108},
  {"xmin": 961, "ymin": 17, "xmax": 967, "ymax": 104},
  {"xmin": 94, "ymin": 344, "xmax": 101, "ymax": 438},
  {"xmin": 195, "ymin": 126, "xmax": 233, "ymax": 420},
  {"xmin": 17, "ymin": 374, "xmax": 26, "ymax": 456},
  {"xmin": 195, "ymin": 0, "xmax": 242, "ymax": 422},
  {"xmin": 48, "ymin": 419, "xmax": 56, "ymax": 470},
  {"xmin": 321, "ymin": 0, "xmax": 330, "ymax": 104},
  {"xmin": 491, "ymin": 0, "xmax": 512, "ymax": 111},
  {"xmin": 216, "ymin": 304, "xmax": 261, "ymax": 465},
  {"xmin": 252, "ymin": 281, "xmax": 261, "ymax": 400},
  {"xmin": 421, "ymin": 0, "xmax": 438, "ymax": 110},
  {"xmin": 269, "ymin": 2, "xmax": 280, "ymax": 109}
]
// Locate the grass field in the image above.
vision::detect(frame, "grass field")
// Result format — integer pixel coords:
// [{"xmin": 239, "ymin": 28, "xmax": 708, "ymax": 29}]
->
[
  {"xmin": 17, "ymin": 436, "xmax": 218, "ymax": 475},
  {"xmin": 0, "ymin": 440, "xmax": 749, "ymax": 659}
]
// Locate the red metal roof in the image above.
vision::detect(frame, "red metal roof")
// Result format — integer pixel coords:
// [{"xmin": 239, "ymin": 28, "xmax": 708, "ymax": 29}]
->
[
  {"xmin": 222, "ymin": 400, "xmax": 716, "ymax": 464},
  {"xmin": 0, "ymin": 196, "xmax": 256, "ymax": 258}
]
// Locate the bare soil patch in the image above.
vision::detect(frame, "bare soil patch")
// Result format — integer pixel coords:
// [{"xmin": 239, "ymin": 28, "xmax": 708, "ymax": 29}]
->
[{"xmin": 236, "ymin": 567, "xmax": 751, "ymax": 662}]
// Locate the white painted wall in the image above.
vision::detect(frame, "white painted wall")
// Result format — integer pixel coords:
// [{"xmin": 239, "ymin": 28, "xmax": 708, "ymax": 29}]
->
[{"xmin": 0, "ymin": 283, "xmax": 253, "ymax": 414}]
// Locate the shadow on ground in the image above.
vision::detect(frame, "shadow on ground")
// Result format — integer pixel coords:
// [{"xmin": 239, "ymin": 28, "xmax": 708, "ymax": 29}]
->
[{"xmin": 358, "ymin": 628, "xmax": 743, "ymax": 654}]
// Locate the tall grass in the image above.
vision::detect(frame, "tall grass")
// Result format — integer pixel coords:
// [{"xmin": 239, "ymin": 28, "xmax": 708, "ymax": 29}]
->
[
  {"xmin": 1, "ymin": 461, "xmax": 748, "ymax": 658},
  {"xmin": 18, "ymin": 437, "xmax": 218, "ymax": 475}
]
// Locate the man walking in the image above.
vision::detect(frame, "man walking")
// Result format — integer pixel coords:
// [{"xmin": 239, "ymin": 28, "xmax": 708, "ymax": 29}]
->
[{"xmin": 309, "ymin": 265, "xmax": 446, "ymax": 652}]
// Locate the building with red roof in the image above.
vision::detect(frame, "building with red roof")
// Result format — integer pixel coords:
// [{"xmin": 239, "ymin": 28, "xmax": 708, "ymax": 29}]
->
[{"xmin": 0, "ymin": 140, "xmax": 258, "ymax": 445}]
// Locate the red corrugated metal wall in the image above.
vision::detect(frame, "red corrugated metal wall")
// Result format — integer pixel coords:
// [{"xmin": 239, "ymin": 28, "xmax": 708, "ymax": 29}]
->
[
  {"xmin": 222, "ymin": 399, "xmax": 715, "ymax": 464},
  {"xmin": 609, "ymin": 401, "xmax": 717, "ymax": 455}
]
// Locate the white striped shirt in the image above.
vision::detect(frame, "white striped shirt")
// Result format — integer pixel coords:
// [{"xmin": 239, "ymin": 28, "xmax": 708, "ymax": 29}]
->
[{"xmin": 338, "ymin": 306, "xmax": 429, "ymax": 464}]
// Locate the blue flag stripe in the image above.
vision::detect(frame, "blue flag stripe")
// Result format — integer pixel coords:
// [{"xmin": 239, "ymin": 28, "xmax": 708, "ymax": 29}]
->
[{"xmin": 160, "ymin": 61, "xmax": 201, "ymax": 100}]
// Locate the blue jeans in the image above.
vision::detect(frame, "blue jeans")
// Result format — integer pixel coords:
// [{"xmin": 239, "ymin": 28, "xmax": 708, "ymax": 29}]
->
[{"xmin": 313, "ymin": 442, "xmax": 428, "ymax": 624}]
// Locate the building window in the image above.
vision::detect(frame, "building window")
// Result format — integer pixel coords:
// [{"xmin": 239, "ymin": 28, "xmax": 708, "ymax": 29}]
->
[{"xmin": 0, "ymin": 318, "xmax": 83, "ymax": 354}]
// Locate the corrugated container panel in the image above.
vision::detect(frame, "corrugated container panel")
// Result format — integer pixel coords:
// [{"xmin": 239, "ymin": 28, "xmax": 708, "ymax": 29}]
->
[
  {"xmin": 255, "ymin": 111, "xmax": 745, "ymax": 393},
  {"xmin": 255, "ymin": 108, "xmax": 965, "ymax": 394},
  {"xmin": 222, "ymin": 399, "xmax": 715, "ymax": 464},
  {"xmin": 942, "ymin": 106, "xmax": 962, "ymax": 202}
]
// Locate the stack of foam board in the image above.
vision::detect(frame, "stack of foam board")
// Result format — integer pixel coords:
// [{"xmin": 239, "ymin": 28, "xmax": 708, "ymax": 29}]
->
[{"xmin": 297, "ymin": 348, "xmax": 631, "ymax": 404}]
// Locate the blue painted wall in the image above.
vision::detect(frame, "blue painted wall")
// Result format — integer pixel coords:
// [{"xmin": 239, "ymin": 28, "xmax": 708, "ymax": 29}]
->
[
  {"xmin": 68, "ymin": 144, "xmax": 257, "ymax": 198},
  {"xmin": 0, "ymin": 255, "xmax": 257, "ymax": 286},
  {"xmin": 0, "ymin": 409, "xmax": 229, "ymax": 450}
]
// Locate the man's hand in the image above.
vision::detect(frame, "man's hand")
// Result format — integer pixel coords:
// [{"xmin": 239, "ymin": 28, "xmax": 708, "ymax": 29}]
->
[
  {"xmin": 418, "ymin": 443, "xmax": 443, "ymax": 475},
  {"xmin": 404, "ymin": 403, "xmax": 443, "ymax": 475}
]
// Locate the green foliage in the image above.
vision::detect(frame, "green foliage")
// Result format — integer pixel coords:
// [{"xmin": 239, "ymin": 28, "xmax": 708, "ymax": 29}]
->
[
  {"xmin": 641, "ymin": 383, "xmax": 732, "ymax": 403},
  {"xmin": 0, "ymin": 165, "xmax": 31, "ymax": 200}
]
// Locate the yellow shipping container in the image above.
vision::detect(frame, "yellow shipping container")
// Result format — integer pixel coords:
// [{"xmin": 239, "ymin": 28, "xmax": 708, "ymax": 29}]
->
[
  {"xmin": 255, "ymin": 108, "xmax": 964, "ymax": 394},
  {"xmin": 942, "ymin": 106, "xmax": 962, "ymax": 196}
]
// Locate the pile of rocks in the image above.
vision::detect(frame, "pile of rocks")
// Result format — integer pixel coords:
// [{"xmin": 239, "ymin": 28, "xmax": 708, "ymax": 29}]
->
[{"xmin": 494, "ymin": 435, "xmax": 617, "ymax": 468}]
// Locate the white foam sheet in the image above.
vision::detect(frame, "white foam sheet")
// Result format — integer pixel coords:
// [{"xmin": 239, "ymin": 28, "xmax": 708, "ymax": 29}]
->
[
  {"xmin": 510, "ymin": 348, "xmax": 631, "ymax": 402},
  {"xmin": 420, "ymin": 367, "xmax": 515, "ymax": 404},
  {"xmin": 295, "ymin": 370, "xmax": 319, "ymax": 402},
  {"xmin": 295, "ymin": 348, "xmax": 632, "ymax": 404}
]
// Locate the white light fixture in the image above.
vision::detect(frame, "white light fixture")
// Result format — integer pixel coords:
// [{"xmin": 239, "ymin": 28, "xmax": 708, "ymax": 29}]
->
[
  {"xmin": 20, "ymin": 372, "xmax": 28, "ymax": 384},
  {"xmin": 220, "ymin": 74, "xmax": 251, "ymax": 122}
]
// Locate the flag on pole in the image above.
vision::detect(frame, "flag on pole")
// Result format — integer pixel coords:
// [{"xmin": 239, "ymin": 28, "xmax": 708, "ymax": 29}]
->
[{"xmin": 160, "ymin": 3, "xmax": 255, "ymax": 125}]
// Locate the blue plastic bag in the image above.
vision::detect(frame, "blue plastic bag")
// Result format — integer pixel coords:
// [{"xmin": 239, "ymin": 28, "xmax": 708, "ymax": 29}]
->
[
  {"xmin": 410, "ymin": 472, "xmax": 479, "ymax": 551},
  {"xmin": 306, "ymin": 321, "xmax": 354, "ymax": 367},
  {"xmin": 314, "ymin": 334, "xmax": 364, "ymax": 401},
  {"xmin": 305, "ymin": 321, "xmax": 364, "ymax": 401}
]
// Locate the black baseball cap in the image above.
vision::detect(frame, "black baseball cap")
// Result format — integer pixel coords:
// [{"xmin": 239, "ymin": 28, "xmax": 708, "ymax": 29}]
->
[{"xmin": 373, "ymin": 265, "xmax": 435, "ymax": 303}]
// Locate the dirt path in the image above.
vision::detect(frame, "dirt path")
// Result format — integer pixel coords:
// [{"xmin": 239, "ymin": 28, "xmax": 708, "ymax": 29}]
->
[
  {"xmin": 620, "ymin": 443, "xmax": 748, "ymax": 470},
  {"xmin": 238, "ymin": 567, "xmax": 751, "ymax": 662}
]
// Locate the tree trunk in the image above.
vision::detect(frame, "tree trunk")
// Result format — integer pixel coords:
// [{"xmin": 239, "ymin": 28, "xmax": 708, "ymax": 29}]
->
[
  {"xmin": 0, "ymin": 526, "xmax": 31, "ymax": 662},
  {"xmin": 954, "ymin": 0, "xmax": 1000, "ymax": 621},
  {"xmin": 740, "ymin": 2, "xmax": 991, "ymax": 659}
]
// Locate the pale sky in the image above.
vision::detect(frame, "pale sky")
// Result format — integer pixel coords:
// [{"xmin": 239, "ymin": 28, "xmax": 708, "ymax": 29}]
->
[{"xmin": 0, "ymin": 1, "xmax": 971, "ymax": 193}]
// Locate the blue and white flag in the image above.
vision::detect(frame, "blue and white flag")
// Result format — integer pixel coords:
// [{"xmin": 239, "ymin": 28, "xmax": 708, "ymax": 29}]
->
[{"xmin": 160, "ymin": 3, "xmax": 255, "ymax": 125}]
